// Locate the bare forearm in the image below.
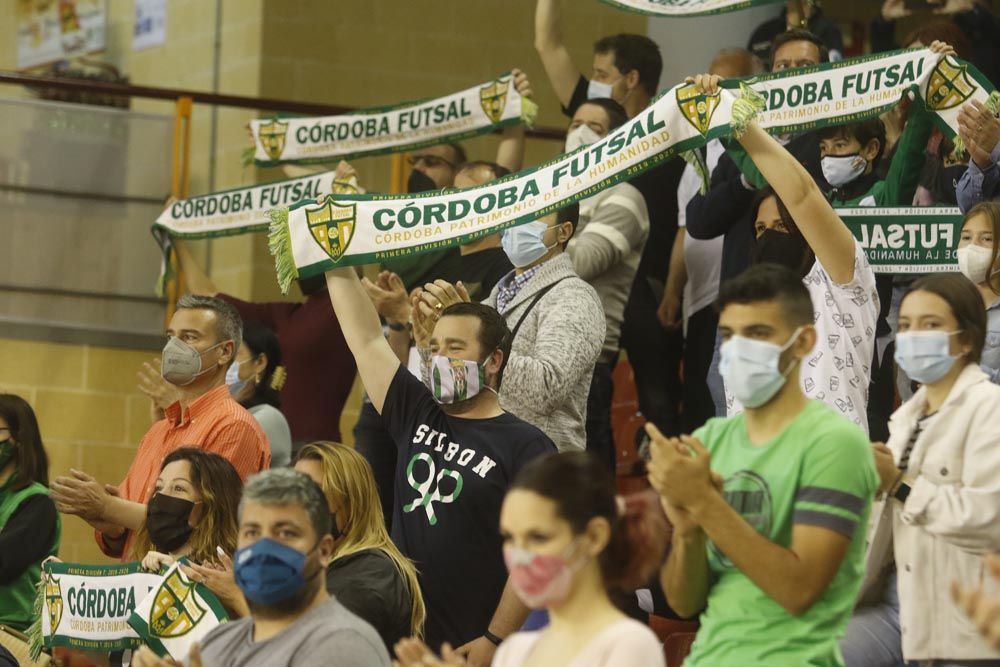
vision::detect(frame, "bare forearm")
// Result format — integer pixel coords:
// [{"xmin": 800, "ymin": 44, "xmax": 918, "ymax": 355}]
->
[
  {"xmin": 736, "ymin": 124, "xmax": 816, "ymax": 210},
  {"xmin": 691, "ymin": 492, "xmax": 810, "ymax": 615},
  {"xmin": 326, "ymin": 268, "xmax": 390, "ymax": 354},
  {"xmin": 386, "ymin": 328, "xmax": 412, "ymax": 365},
  {"xmin": 103, "ymin": 497, "xmax": 147, "ymax": 532},
  {"xmin": 665, "ymin": 229, "xmax": 688, "ymax": 295},
  {"xmin": 534, "ymin": 0, "xmax": 561, "ymax": 51},
  {"xmin": 533, "ymin": 0, "xmax": 578, "ymax": 108},
  {"xmin": 488, "ymin": 578, "xmax": 531, "ymax": 639},
  {"xmin": 497, "ymin": 124, "xmax": 526, "ymax": 173},
  {"xmin": 173, "ymin": 240, "xmax": 218, "ymax": 296},
  {"xmin": 660, "ymin": 531, "xmax": 709, "ymax": 618}
]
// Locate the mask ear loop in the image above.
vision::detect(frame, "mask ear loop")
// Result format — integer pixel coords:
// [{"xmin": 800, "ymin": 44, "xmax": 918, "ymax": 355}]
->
[{"xmin": 778, "ymin": 326, "xmax": 805, "ymax": 377}]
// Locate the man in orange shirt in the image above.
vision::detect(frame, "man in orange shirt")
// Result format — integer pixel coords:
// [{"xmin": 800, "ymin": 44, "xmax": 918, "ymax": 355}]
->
[{"xmin": 51, "ymin": 295, "xmax": 270, "ymax": 560}]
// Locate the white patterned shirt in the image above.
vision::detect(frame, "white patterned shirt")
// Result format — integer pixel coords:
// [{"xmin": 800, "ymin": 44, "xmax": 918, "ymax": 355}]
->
[{"xmin": 727, "ymin": 241, "xmax": 879, "ymax": 433}]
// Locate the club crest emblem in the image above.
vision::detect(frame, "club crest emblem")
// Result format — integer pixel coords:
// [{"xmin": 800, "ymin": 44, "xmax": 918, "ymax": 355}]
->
[
  {"xmin": 258, "ymin": 119, "xmax": 290, "ymax": 160},
  {"xmin": 926, "ymin": 57, "xmax": 976, "ymax": 111},
  {"xmin": 307, "ymin": 199, "xmax": 356, "ymax": 263},
  {"xmin": 44, "ymin": 571, "xmax": 63, "ymax": 633},
  {"xmin": 676, "ymin": 83, "xmax": 720, "ymax": 135},
  {"xmin": 480, "ymin": 77, "xmax": 510, "ymax": 123},
  {"xmin": 149, "ymin": 570, "xmax": 206, "ymax": 638}
]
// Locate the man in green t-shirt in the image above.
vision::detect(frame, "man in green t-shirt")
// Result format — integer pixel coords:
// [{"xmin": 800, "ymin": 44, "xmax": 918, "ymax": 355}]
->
[{"xmin": 649, "ymin": 263, "xmax": 879, "ymax": 667}]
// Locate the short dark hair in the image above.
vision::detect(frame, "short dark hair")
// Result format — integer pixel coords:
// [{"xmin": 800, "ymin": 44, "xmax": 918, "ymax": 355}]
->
[
  {"xmin": 903, "ymin": 21, "xmax": 971, "ymax": 59},
  {"xmin": 0, "ymin": 394, "xmax": 48, "ymax": 490},
  {"xmin": 716, "ymin": 263, "xmax": 815, "ymax": 327},
  {"xmin": 818, "ymin": 118, "xmax": 887, "ymax": 169},
  {"xmin": 241, "ymin": 468, "xmax": 332, "ymax": 539},
  {"xmin": 594, "ymin": 34, "xmax": 662, "ymax": 97},
  {"xmin": 904, "ymin": 274, "xmax": 987, "ymax": 363},
  {"xmin": 512, "ymin": 452, "xmax": 668, "ymax": 590},
  {"xmin": 770, "ymin": 29, "xmax": 829, "ymax": 67},
  {"xmin": 457, "ymin": 161, "xmax": 511, "ymax": 181},
  {"xmin": 444, "ymin": 142, "xmax": 468, "ymax": 166},
  {"xmin": 176, "ymin": 294, "xmax": 243, "ymax": 351},
  {"xmin": 439, "ymin": 301, "xmax": 512, "ymax": 388},
  {"xmin": 557, "ymin": 202, "xmax": 580, "ymax": 245},
  {"xmin": 240, "ymin": 320, "xmax": 284, "ymax": 410},
  {"xmin": 577, "ymin": 98, "xmax": 629, "ymax": 131}
]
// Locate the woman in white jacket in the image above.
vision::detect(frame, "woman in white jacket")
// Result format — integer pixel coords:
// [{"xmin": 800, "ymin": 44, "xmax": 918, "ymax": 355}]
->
[{"xmin": 842, "ymin": 274, "xmax": 1000, "ymax": 667}]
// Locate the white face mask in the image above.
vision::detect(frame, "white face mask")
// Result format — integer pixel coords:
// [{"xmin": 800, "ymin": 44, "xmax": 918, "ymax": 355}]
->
[
  {"xmin": 821, "ymin": 153, "xmax": 868, "ymax": 188},
  {"xmin": 564, "ymin": 125, "xmax": 603, "ymax": 153},
  {"xmin": 720, "ymin": 328, "xmax": 803, "ymax": 409},
  {"xmin": 586, "ymin": 79, "xmax": 615, "ymax": 100},
  {"xmin": 957, "ymin": 244, "xmax": 995, "ymax": 285},
  {"xmin": 894, "ymin": 330, "xmax": 962, "ymax": 385}
]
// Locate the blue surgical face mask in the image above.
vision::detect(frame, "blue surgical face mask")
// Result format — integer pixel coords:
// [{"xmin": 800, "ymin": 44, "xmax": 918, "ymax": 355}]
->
[
  {"xmin": 720, "ymin": 328, "xmax": 803, "ymax": 409},
  {"xmin": 234, "ymin": 538, "xmax": 318, "ymax": 606},
  {"xmin": 894, "ymin": 330, "xmax": 962, "ymax": 384},
  {"xmin": 226, "ymin": 359, "xmax": 251, "ymax": 398},
  {"xmin": 501, "ymin": 221, "xmax": 558, "ymax": 268}
]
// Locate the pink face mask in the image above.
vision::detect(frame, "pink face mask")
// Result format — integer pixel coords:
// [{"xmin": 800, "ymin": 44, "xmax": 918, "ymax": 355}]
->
[{"xmin": 503, "ymin": 540, "xmax": 584, "ymax": 609}]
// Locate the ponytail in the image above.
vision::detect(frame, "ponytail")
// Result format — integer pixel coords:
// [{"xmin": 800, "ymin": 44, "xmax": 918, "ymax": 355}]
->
[{"xmin": 602, "ymin": 489, "xmax": 669, "ymax": 589}]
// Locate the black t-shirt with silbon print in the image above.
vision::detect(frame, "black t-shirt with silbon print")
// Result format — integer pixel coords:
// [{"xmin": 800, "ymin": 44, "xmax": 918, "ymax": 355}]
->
[{"xmin": 380, "ymin": 365, "xmax": 556, "ymax": 650}]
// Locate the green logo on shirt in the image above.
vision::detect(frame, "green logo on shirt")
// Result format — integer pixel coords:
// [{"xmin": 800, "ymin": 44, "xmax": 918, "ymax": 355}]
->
[
  {"xmin": 710, "ymin": 470, "xmax": 773, "ymax": 568},
  {"xmin": 403, "ymin": 453, "xmax": 464, "ymax": 525}
]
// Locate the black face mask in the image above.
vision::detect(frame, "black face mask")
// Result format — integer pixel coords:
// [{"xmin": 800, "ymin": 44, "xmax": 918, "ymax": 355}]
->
[
  {"xmin": 146, "ymin": 493, "xmax": 195, "ymax": 554},
  {"xmin": 407, "ymin": 169, "xmax": 437, "ymax": 193},
  {"xmin": 297, "ymin": 274, "xmax": 327, "ymax": 296},
  {"xmin": 753, "ymin": 229, "xmax": 809, "ymax": 274}
]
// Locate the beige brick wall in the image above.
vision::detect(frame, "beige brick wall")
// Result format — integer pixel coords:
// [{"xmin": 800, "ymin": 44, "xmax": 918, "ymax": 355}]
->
[{"xmin": 0, "ymin": 0, "xmax": 644, "ymax": 563}]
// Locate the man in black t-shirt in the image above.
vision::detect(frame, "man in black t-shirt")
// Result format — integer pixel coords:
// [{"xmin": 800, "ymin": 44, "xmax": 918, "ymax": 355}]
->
[
  {"xmin": 325, "ymin": 267, "xmax": 555, "ymax": 665},
  {"xmin": 534, "ymin": 0, "xmax": 685, "ymax": 436}
]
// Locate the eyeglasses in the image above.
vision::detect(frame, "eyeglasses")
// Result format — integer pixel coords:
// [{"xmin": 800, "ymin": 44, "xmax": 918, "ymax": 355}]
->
[{"xmin": 407, "ymin": 154, "xmax": 455, "ymax": 169}]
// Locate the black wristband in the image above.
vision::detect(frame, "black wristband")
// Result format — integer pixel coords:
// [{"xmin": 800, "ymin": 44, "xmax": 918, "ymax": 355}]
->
[
  {"xmin": 483, "ymin": 630, "xmax": 503, "ymax": 646},
  {"xmin": 893, "ymin": 481, "xmax": 912, "ymax": 504}
]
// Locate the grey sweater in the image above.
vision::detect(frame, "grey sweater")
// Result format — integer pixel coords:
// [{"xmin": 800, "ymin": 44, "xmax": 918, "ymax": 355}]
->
[
  {"xmin": 485, "ymin": 254, "xmax": 605, "ymax": 452},
  {"xmin": 568, "ymin": 182, "xmax": 649, "ymax": 363}
]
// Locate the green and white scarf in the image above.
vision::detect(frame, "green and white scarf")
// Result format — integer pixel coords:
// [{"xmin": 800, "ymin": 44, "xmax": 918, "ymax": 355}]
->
[
  {"xmin": 128, "ymin": 561, "xmax": 228, "ymax": 660},
  {"xmin": 249, "ymin": 72, "xmax": 537, "ymax": 167},
  {"xmin": 34, "ymin": 561, "xmax": 161, "ymax": 654},
  {"xmin": 268, "ymin": 49, "xmax": 993, "ymax": 292},
  {"xmin": 839, "ymin": 206, "xmax": 962, "ymax": 274},
  {"xmin": 601, "ymin": 0, "xmax": 783, "ymax": 16},
  {"xmin": 151, "ymin": 171, "xmax": 359, "ymax": 292},
  {"xmin": 31, "ymin": 560, "xmax": 226, "ymax": 658}
]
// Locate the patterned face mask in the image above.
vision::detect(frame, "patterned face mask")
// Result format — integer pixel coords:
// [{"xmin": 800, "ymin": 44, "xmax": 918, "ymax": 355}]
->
[{"xmin": 428, "ymin": 355, "xmax": 488, "ymax": 404}]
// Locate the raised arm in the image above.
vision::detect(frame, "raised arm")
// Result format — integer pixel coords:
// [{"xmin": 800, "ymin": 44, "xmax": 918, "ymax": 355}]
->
[
  {"xmin": 173, "ymin": 239, "xmax": 219, "ymax": 296},
  {"xmin": 733, "ymin": 120, "xmax": 855, "ymax": 283},
  {"xmin": 325, "ymin": 267, "xmax": 402, "ymax": 413},
  {"xmin": 495, "ymin": 69, "xmax": 532, "ymax": 172},
  {"xmin": 534, "ymin": 0, "xmax": 581, "ymax": 109}
]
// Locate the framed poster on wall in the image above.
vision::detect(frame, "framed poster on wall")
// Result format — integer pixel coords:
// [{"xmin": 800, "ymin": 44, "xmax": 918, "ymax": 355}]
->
[{"xmin": 16, "ymin": 0, "xmax": 107, "ymax": 69}]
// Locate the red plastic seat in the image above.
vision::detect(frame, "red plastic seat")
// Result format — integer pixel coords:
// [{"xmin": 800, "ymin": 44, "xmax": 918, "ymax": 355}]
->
[{"xmin": 664, "ymin": 632, "xmax": 697, "ymax": 667}]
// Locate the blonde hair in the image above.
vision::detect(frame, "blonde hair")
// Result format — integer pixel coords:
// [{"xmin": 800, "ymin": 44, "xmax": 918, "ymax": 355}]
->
[
  {"xmin": 965, "ymin": 201, "xmax": 1000, "ymax": 295},
  {"xmin": 130, "ymin": 448, "xmax": 242, "ymax": 563},
  {"xmin": 297, "ymin": 442, "xmax": 425, "ymax": 637}
]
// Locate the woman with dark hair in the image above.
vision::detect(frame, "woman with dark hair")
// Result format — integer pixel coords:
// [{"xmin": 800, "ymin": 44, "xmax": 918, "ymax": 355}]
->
[
  {"xmin": 0, "ymin": 394, "xmax": 60, "ymax": 631},
  {"xmin": 226, "ymin": 320, "xmax": 292, "ymax": 466},
  {"xmin": 132, "ymin": 447, "xmax": 242, "ymax": 575},
  {"xmin": 842, "ymin": 274, "xmax": 1000, "ymax": 666},
  {"xmin": 395, "ymin": 452, "xmax": 668, "ymax": 666},
  {"xmin": 956, "ymin": 201, "xmax": 1000, "ymax": 381}
]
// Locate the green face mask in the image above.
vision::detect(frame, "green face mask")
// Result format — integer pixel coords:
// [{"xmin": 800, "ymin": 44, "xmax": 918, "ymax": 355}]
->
[{"xmin": 0, "ymin": 439, "xmax": 14, "ymax": 470}]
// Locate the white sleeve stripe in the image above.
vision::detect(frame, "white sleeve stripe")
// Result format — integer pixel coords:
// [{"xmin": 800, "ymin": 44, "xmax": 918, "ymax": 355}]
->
[
  {"xmin": 581, "ymin": 221, "xmax": 633, "ymax": 254},
  {"xmin": 600, "ymin": 194, "xmax": 649, "ymax": 229}
]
